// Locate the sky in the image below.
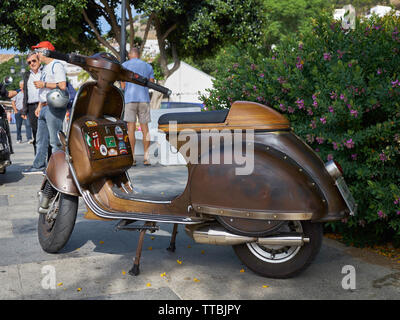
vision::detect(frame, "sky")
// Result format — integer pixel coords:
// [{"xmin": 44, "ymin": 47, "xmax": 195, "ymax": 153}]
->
[{"xmin": 0, "ymin": 3, "xmax": 138, "ymax": 55}]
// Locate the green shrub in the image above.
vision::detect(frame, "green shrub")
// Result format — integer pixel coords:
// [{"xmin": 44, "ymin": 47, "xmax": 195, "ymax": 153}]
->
[{"xmin": 201, "ymin": 13, "xmax": 400, "ymax": 247}]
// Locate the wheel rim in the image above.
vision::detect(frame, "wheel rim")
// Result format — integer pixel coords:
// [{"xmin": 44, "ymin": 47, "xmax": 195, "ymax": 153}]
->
[
  {"xmin": 42, "ymin": 192, "xmax": 60, "ymax": 232},
  {"xmin": 246, "ymin": 221, "xmax": 303, "ymax": 264}
]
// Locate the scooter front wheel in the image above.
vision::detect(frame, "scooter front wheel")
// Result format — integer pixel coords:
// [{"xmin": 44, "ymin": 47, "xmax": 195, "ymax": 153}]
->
[
  {"xmin": 38, "ymin": 187, "xmax": 78, "ymax": 253},
  {"xmin": 233, "ymin": 221, "xmax": 323, "ymax": 278}
]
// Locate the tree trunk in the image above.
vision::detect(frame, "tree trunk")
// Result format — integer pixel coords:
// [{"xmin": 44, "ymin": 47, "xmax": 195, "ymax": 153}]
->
[{"xmin": 150, "ymin": 79, "xmax": 165, "ymax": 109}]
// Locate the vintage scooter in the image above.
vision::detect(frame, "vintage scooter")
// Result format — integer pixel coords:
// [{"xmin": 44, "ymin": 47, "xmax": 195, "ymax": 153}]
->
[
  {"xmin": 37, "ymin": 50, "xmax": 356, "ymax": 278},
  {"xmin": 0, "ymin": 77, "xmax": 14, "ymax": 174}
]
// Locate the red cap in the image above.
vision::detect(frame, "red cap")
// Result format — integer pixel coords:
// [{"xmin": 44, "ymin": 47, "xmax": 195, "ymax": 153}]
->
[{"xmin": 31, "ymin": 41, "xmax": 55, "ymax": 51}]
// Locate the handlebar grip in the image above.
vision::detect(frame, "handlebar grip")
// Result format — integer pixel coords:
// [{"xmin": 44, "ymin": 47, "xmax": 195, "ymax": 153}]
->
[
  {"xmin": 147, "ymin": 81, "xmax": 172, "ymax": 96},
  {"xmin": 42, "ymin": 50, "xmax": 70, "ymax": 62}
]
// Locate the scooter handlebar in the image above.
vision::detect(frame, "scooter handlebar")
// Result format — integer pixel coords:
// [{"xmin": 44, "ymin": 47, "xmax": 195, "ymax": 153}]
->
[
  {"xmin": 41, "ymin": 50, "xmax": 86, "ymax": 66},
  {"xmin": 42, "ymin": 49, "xmax": 69, "ymax": 61},
  {"xmin": 147, "ymin": 81, "xmax": 172, "ymax": 96},
  {"xmin": 41, "ymin": 50, "xmax": 171, "ymax": 96},
  {"xmin": 129, "ymin": 71, "xmax": 171, "ymax": 96}
]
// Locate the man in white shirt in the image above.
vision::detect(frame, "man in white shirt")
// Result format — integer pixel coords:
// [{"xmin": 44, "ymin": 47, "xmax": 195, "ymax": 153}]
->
[
  {"xmin": 21, "ymin": 51, "xmax": 43, "ymax": 152},
  {"xmin": 23, "ymin": 41, "xmax": 68, "ymax": 175}
]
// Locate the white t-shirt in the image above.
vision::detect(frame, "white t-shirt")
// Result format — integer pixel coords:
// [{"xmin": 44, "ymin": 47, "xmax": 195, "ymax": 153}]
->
[
  {"xmin": 39, "ymin": 59, "xmax": 66, "ymax": 103},
  {"xmin": 27, "ymin": 66, "xmax": 42, "ymax": 104},
  {"xmin": 12, "ymin": 91, "xmax": 24, "ymax": 111}
]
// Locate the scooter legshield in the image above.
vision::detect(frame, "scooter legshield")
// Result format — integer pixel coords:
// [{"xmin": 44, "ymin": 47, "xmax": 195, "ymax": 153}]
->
[{"xmin": 46, "ymin": 150, "xmax": 80, "ymax": 196}]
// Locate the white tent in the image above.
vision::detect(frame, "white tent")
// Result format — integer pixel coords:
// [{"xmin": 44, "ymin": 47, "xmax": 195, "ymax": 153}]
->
[{"xmin": 164, "ymin": 61, "xmax": 214, "ymax": 103}]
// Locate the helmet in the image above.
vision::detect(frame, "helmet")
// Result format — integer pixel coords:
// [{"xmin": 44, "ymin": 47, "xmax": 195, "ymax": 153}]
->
[{"xmin": 46, "ymin": 88, "xmax": 69, "ymax": 109}]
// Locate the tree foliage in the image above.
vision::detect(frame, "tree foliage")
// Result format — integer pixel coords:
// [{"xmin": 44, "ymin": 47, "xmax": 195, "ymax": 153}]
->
[{"xmin": 201, "ymin": 13, "xmax": 400, "ymax": 246}]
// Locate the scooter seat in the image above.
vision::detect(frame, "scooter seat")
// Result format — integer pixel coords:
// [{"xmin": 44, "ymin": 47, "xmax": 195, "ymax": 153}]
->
[{"xmin": 158, "ymin": 110, "xmax": 229, "ymax": 125}]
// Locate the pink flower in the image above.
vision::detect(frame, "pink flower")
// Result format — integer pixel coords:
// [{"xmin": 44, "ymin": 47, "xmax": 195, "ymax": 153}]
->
[
  {"xmin": 316, "ymin": 137, "xmax": 325, "ymax": 144},
  {"xmin": 327, "ymin": 154, "xmax": 333, "ymax": 161},
  {"xmin": 379, "ymin": 152, "xmax": 387, "ymax": 162},
  {"xmin": 351, "ymin": 154, "xmax": 357, "ymax": 160},
  {"xmin": 295, "ymin": 99, "xmax": 305, "ymax": 109},
  {"xmin": 350, "ymin": 109, "xmax": 358, "ymax": 117},
  {"xmin": 310, "ymin": 120, "xmax": 316, "ymax": 129},
  {"xmin": 397, "ymin": 211, "xmax": 400, "ymax": 215},
  {"xmin": 259, "ymin": 73, "xmax": 264, "ymax": 78},
  {"xmin": 333, "ymin": 142, "xmax": 339, "ymax": 150},
  {"xmin": 296, "ymin": 57, "xmax": 304, "ymax": 70},
  {"xmin": 328, "ymin": 106, "xmax": 335, "ymax": 113},
  {"xmin": 279, "ymin": 103, "xmax": 286, "ymax": 111},
  {"xmin": 377, "ymin": 210, "xmax": 385, "ymax": 218},
  {"xmin": 287, "ymin": 106, "xmax": 295, "ymax": 113},
  {"xmin": 330, "ymin": 92, "xmax": 337, "ymax": 100},
  {"xmin": 344, "ymin": 139, "xmax": 354, "ymax": 149},
  {"xmin": 323, "ymin": 53, "xmax": 331, "ymax": 61},
  {"xmin": 337, "ymin": 50, "xmax": 345, "ymax": 59}
]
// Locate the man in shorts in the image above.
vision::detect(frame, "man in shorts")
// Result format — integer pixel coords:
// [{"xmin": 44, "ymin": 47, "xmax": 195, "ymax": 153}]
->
[{"xmin": 121, "ymin": 47, "xmax": 154, "ymax": 166}]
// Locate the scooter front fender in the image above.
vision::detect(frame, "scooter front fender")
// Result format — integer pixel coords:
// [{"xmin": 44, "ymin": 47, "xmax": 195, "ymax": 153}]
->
[{"xmin": 46, "ymin": 150, "xmax": 80, "ymax": 196}]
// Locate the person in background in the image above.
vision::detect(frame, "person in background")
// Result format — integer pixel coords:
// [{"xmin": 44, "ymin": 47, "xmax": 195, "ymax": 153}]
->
[
  {"xmin": 21, "ymin": 51, "xmax": 43, "ymax": 154},
  {"xmin": 121, "ymin": 47, "xmax": 154, "ymax": 166},
  {"xmin": 11, "ymin": 80, "xmax": 32, "ymax": 144}
]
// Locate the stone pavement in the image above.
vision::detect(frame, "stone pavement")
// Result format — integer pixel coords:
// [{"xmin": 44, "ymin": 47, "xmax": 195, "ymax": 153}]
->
[{"xmin": 0, "ymin": 124, "xmax": 400, "ymax": 300}]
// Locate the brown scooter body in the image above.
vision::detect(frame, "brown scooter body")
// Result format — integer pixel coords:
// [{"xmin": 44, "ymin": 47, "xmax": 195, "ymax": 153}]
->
[{"xmin": 39, "ymin": 50, "xmax": 356, "ymax": 278}]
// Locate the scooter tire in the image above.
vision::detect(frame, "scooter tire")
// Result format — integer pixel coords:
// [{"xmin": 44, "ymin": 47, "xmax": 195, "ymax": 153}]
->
[
  {"xmin": 38, "ymin": 192, "xmax": 78, "ymax": 253},
  {"xmin": 233, "ymin": 221, "xmax": 323, "ymax": 279}
]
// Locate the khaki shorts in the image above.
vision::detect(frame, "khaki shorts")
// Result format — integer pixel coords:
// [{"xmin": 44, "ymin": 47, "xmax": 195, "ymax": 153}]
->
[{"xmin": 124, "ymin": 102, "xmax": 151, "ymax": 123}]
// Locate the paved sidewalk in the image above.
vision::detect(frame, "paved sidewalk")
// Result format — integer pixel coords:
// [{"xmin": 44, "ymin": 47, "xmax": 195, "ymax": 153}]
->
[{"xmin": 0, "ymin": 124, "xmax": 400, "ymax": 300}]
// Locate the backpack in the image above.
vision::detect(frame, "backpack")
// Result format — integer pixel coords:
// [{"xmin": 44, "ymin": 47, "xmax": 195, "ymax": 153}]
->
[
  {"xmin": 51, "ymin": 61, "xmax": 77, "ymax": 109},
  {"xmin": 66, "ymin": 81, "xmax": 76, "ymax": 110}
]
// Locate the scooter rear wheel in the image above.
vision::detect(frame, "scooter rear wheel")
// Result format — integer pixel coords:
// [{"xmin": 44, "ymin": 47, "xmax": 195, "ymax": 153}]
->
[
  {"xmin": 38, "ymin": 189, "xmax": 78, "ymax": 253},
  {"xmin": 233, "ymin": 221, "xmax": 322, "ymax": 278}
]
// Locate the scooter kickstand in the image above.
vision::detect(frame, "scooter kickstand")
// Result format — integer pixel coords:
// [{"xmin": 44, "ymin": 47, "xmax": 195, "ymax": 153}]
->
[
  {"xmin": 129, "ymin": 221, "xmax": 152, "ymax": 276},
  {"xmin": 166, "ymin": 224, "xmax": 178, "ymax": 252}
]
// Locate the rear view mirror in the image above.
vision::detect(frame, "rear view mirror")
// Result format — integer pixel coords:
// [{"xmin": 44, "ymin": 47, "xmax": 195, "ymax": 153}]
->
[{"xmin": 4, "ymin": 76, "xmax": 13, "ymax": 85}]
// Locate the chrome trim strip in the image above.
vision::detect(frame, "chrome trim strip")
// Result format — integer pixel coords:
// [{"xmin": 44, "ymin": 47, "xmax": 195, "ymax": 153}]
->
[
  {"xmin": 82, "ymin": 190, "xmax": 202, "ymax": 224},
  {"xmin": 193, "ymin": 204, "xmax": 313, "ymax": 220}
]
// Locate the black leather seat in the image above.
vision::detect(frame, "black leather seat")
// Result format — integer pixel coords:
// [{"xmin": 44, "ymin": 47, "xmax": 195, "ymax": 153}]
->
[{"xmin": 158, "ymin": 110, "xmax": 229, "ymax": 125}]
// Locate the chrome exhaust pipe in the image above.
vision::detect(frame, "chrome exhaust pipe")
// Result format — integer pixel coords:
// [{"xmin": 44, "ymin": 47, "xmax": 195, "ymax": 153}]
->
[{"xmin": 185, "ymin": 225, "xmax": 309, "ymax": 246}]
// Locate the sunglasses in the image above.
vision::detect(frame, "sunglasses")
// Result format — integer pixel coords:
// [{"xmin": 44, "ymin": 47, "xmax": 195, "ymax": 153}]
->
[{"xmin": 27, "ymin": 59, "xmax": 37, "ymax": 65}]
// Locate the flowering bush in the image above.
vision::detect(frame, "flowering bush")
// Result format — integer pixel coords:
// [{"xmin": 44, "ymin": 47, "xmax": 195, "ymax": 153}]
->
[{"xmin": 201, "ymin": 13, "xmax": 400, "ymax": 246}]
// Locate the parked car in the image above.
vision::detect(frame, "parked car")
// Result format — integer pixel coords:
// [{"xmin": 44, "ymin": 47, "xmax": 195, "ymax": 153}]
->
[{"xmin": 160, "ymin": 101, "xmax": 203, "ymax": 109}]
